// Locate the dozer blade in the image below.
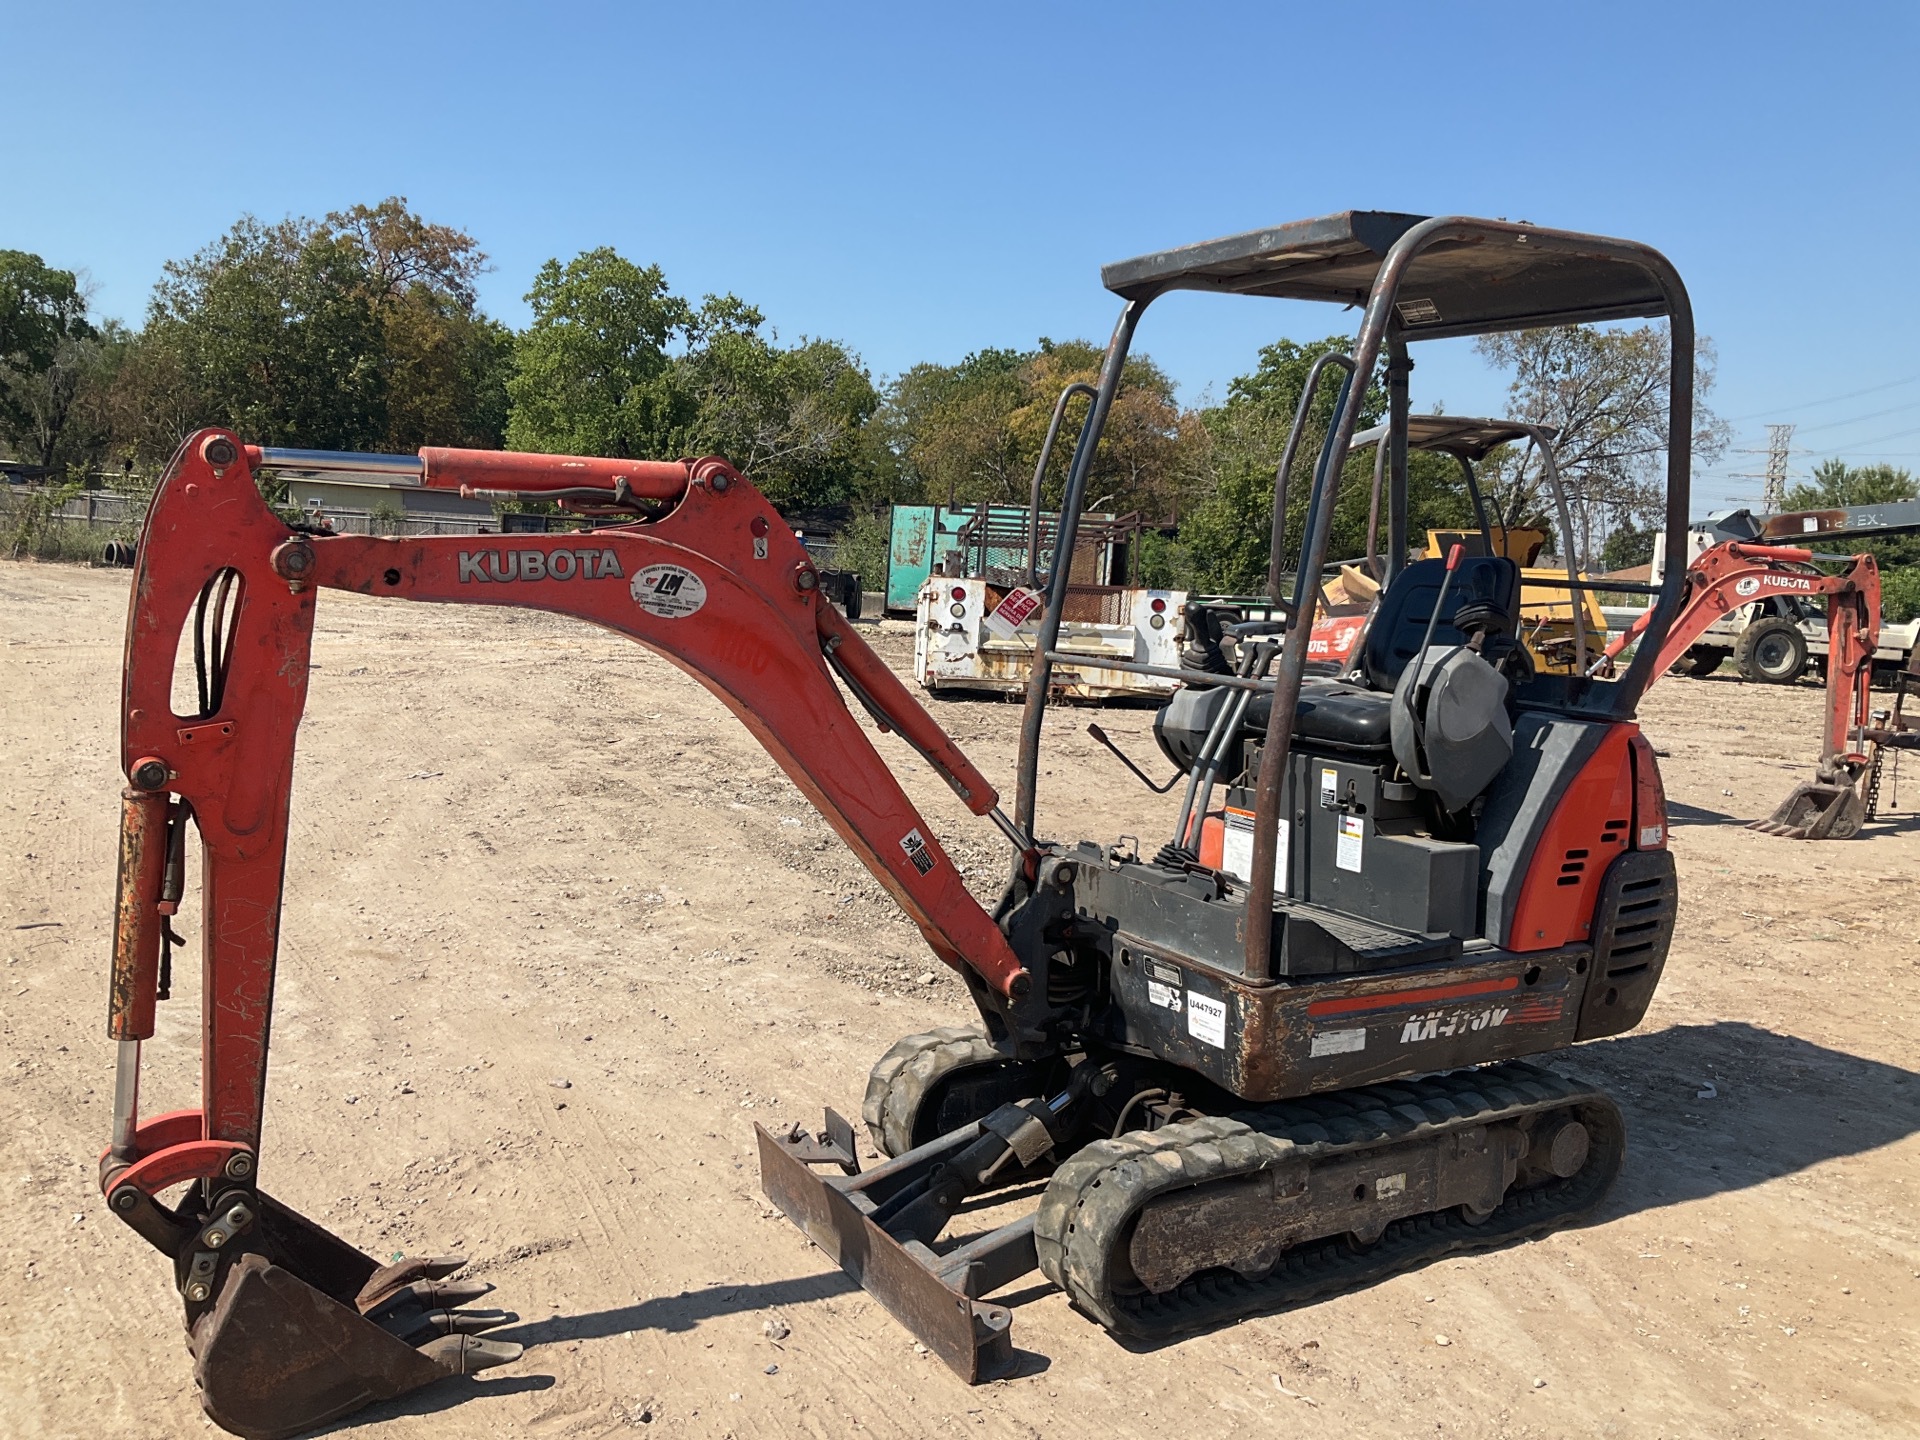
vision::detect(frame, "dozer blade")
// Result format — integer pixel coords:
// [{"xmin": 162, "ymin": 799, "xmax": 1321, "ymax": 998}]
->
[
  {"xmin": 1749, "ymin": 779, "xmax": 1866, "ymax": 840},
  {"xmin": 185, "ymin": 1197, "xmax": 521, "ymax": 1440}
]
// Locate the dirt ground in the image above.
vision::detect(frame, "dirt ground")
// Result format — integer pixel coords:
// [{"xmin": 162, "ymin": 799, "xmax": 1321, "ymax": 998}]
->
[{"xmin": 3, "ymin": 558, "xmax": 1917, "ymax": 1440}]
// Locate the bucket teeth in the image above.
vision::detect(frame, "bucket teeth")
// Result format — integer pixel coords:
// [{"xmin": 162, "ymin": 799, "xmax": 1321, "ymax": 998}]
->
[
  {"xmin": 386, "ymin": 1306, "xmax": 520, "ymax": 1344},
  {"xmin": 418, "ymin": 1334, "xmax": 526, "ymax": 1375},
  {"xmin": 363, "ymin": 1277, "xmax": 496, "ymax": 1323},
  {"xmin": 355, "ymin": 1254, "xmax": 473, "ymax": 1312}
]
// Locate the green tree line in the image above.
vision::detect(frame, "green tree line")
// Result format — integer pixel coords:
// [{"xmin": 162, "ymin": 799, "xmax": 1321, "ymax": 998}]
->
[{"xmin": 13, "ymin": 196, "xmax": 1912, "ymax": 613}]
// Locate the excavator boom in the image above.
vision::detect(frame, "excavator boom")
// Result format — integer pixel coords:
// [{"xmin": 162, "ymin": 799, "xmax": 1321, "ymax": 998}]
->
[
  {"xmin": 1599, "ymin": 539, "xmax": 1881, "ymax": 837},
  {"xmin": 104, "ymin": 430, "xmax": 1028, "ymax": 1438}
]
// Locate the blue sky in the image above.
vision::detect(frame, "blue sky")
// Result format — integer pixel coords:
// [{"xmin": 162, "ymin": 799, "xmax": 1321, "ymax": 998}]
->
[{"xmin": 6, "ymin": 1, "xmax": 1915, "ymax": 509}]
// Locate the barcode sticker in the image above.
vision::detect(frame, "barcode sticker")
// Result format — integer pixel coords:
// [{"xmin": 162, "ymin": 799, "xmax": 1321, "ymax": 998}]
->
[{"xmin": 1187, "ymin": 993, "xmax": 1227, "ymax": 1048}]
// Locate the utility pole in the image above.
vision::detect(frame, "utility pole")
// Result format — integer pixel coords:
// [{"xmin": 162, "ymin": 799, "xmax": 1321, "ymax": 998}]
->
[{"xmin": 1762, "ymin": 423, "xmax": 1794, "ymax": 512}]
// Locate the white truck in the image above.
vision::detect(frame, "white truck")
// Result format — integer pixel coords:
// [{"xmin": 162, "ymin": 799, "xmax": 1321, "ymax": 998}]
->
[
  {"xmin": 914, "ymin": 576, "xmax": 1187, "ymax": 698},
  {"xmin": 1640, "ymin": 516, "xmax": 1920, "ymax": 682}
]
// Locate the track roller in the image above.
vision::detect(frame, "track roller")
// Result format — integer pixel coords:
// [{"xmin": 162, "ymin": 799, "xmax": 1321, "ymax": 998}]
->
[{"xmin": 1034, "ymin": 1062, "xmax": 1622, "ymax": 1338}]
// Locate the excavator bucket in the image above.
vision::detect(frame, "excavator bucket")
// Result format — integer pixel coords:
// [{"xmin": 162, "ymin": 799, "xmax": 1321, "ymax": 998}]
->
[
  {"xmin": 1749, "ymin": 778, "xmax": 1866, "ymax": 840},
  {"xmin": 184, "ymin": 1192, "xmax": 520, "ymax": 1440}
]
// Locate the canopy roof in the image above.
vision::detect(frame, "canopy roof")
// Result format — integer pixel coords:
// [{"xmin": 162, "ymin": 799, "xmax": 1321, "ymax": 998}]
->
[
  {"xmin": 1348, "ymin": 415, "xmax": 1556, "ymax": 462},
  {"xmin": 1101, "ymin": 211, "xmax": 1676, "ymax": 339}
]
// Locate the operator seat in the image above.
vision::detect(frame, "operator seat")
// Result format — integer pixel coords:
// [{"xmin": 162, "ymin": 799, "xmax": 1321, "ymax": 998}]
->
[
  {"xmin": 1357, "ymin": 555, "xmax": 1520, "ymax": 694},
  {"xmin": 1288, "ymin": 555, "xmax": 1520, "ymax": 753},
  {"xmin": 1153, "ymin": 557, "xmax": 1522, "ymax": 767}
]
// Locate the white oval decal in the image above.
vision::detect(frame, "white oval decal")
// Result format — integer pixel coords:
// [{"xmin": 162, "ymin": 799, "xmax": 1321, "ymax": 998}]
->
[{"xmin": 631, "ymin": 564, "xmax": 708, "ymax": 619}]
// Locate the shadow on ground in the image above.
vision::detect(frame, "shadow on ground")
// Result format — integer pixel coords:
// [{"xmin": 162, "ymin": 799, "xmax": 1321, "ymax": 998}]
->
[
  {"xmin": 1667, "ymin": 800, "xmax": 1737, "ymax": 827},
  {"xmin": 333, "ymin": 1020, "xmax": 1919, "ymax": 1424},
  {"xmin": 314, "ymin": 1372, "xmax": 556, "ymax": 1435},
  {"xmin": 1550, "ymin": 1019, "xmax": 1920, "ymax": 1215},
  {"xmin": 495, "ymin": 1269, "xmax": 859, "ymax": 1350}
]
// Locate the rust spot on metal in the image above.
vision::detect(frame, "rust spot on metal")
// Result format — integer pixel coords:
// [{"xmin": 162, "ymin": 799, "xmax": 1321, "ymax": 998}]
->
[{"xmin": 109, "ymin": 788, "xmax": 169, "ymax": 1041}]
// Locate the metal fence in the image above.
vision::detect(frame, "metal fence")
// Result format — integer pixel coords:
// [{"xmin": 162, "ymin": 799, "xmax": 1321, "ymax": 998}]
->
[
  {"xmin": 296, "ymin": 505, "xmax": 495, "ymax": 537},
  {"xmin": 0, "ymin": 486, "xmax": 518, "ymax": 561},
  {"xmin": 20, "ymin": 486, "xmax": 143, "ymax": 527}
]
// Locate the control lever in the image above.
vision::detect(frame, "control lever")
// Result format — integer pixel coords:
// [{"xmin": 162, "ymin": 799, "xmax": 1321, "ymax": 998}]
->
[
  {"xmin": 1404, "ymin": 543, "xmax": 1465, "ymax": 772},
  {"xmin": 1087, "ymin": 723, "xmax": 1181, "ymax": 793}
]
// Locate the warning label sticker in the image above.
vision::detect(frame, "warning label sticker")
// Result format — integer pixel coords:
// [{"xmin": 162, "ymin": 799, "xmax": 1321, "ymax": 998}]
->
[
  {"xmin": 631, "ymin": 564, "xmax": 708, "ymax": 618},
  {"xmin": 1187, "ymin": 992, "xmax": 1227, "ymax": 1048},
  {"xmin": 983, "ymin": 585, "xmax": 1043, "ymax": 639},
  {"xmin": 1220, "ymin": 807, "xmax": 1288, "ymax": 895},
  {"xmin": 898, "ymin": 827, "xmax": 938, "ymax": 876},
  {"xmin": 1309, "ymin": 1027, "xmax": 1366, "ymax": 1057},
  {"xmin": 1337, "ymin": 814, "xmax": 1365, "ymax": 872}
]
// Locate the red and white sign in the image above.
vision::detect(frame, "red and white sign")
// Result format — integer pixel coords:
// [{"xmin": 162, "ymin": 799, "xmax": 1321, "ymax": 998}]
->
[
  {"xmin": 1307, "ymin": 614, "xmax": 1366, "ymax": 665},
  {"xmin": 984, "ymin": 586, "xmax": 1044, "ymax": 639}
]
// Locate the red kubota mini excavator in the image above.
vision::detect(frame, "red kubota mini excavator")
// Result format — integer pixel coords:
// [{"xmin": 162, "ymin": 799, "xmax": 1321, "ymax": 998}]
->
[
  {"xmin": 105, "ymin": 214, "xmax": 1694, "ymax": 1438},
  {"xmin": 1596, "ymin": 540, "xmax": 1895, "ymax": 838}
]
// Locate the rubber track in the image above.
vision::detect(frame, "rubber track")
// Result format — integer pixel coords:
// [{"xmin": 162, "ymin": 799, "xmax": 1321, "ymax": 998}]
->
[
  {"xmin": 861, "ymin": 1027, "xmax": 1003, "ymax": 1158},
  {"xmin": 1033, "ymin": 1061, "xmax": 1624, "ymax": 1337}
]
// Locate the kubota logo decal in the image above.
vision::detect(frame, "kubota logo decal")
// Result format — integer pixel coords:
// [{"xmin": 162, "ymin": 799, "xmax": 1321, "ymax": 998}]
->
[
  {"xmin": 1735, "ymin": 574, "xmax": 1814, "ymax": 597},
  {"xmin": 458, "ymin": 548, "xmax": 623, "ymax": 583}
]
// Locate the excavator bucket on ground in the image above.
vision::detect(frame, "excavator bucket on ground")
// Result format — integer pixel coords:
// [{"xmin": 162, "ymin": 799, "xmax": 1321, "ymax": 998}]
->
[
  {"xmin": 110, "ymin": 1176, "xmax": 520, "ymax": 1440},
  {"xmin": 1751, "ymin": 773, "xmax": 1867, "ymax": 840}
]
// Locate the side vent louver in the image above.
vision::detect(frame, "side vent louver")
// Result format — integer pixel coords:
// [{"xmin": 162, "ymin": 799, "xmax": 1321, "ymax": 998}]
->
[{"xmin": 1576, "ymin": 849, "xmax": 1679, "ymax": 1043}]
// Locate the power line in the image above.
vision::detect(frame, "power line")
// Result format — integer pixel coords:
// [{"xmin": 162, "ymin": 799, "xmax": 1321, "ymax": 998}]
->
[
  {"xmin": 1797, "ymin": 423, "xmax": 1920, "ymax": 457},
  {"xmin": 1790, "ymin": 396, "xmax": 1920, "ymax": 435},
  {"xmin": 1719, "ymin": 374, "xmax": 1920, "ymax": 425}
]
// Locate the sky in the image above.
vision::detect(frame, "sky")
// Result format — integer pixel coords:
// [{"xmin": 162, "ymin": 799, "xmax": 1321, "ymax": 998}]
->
[{"xmin": 6, "ymin": 0, "xmax": 1916, "ymax": 512}]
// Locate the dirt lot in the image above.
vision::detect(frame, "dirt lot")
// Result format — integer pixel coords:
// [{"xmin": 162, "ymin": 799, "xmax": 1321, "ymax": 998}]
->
[{"xmin": 3, "ymin": 558, "xmax": 1917, "ymax": 1440}]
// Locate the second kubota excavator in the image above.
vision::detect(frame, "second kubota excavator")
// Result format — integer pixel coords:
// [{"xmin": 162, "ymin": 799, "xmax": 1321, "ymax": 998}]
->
[
  {"xmin": 105, "ymin": 213, "xmax": 1695, "ymax": 1438},
  {"xmin": 1596, "ymin": 539, "xmax": 1895, "ymax": 838}
]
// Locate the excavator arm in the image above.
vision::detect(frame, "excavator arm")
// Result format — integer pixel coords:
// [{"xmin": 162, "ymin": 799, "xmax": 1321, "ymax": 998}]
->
[
  {"xmin": 1599, "ymin": 540, "xmax": 1881, "ymax": 837},
  {"xmin": 103, "ymin": 429, "xmax": 1036, "ymax": 1439}
]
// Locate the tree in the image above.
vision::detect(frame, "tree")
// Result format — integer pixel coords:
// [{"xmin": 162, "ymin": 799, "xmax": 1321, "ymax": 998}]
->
[
  {"xmin": 0, "ymin": 251, "xmax": 100, "ymax": 471},
  {"xmin": 118, "ymin": 200, "xmax": 511, "ymax": 476},
  {"xmin": 1013, "ymin": 340, "xmax": 1198, "ymax": 518},
  {"xmin": 862, "ymin": 340, "xmax": 1199, "ymax": 517},
  {"xmin": 506, "ymin": 247, "xmax": 877, "ymax": 508},
  {"xmin": 1166, "ymin": 336, "xmax": 1392, "ymax": 593},
  {"xmin": 326, "ymin": 199, "xmax": 513, "ymax": 452},
  {"xmin": 143, "ymin": 216, "xmax": 389, "ymax": 452},
  {"xmin": 1474, "ymin": 324, "xmax": 1730, "ymax": 568},
  {"xmin": 679, "ymin": 330, "xmax": 878, "ymax": 509},
  {"xmin": 1783, "ymin": 459, "xmax": 1916, "ymax": 510},
  {"xmin": 505, "ymin": 247, "xmax": 695, "ymax": 458},
  {"xmin": 1599, "ymin": 523, "xmax": 1656, "ymax": 573},
  {"xmin": 869, "ymin": 348, "xmax": 1028, "ymax": 506}
]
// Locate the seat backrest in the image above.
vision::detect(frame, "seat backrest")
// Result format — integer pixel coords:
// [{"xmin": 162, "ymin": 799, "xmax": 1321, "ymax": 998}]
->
[{"xmin": 1360, "ymin": 556, "xmax": 1521, "ymax": 693}]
